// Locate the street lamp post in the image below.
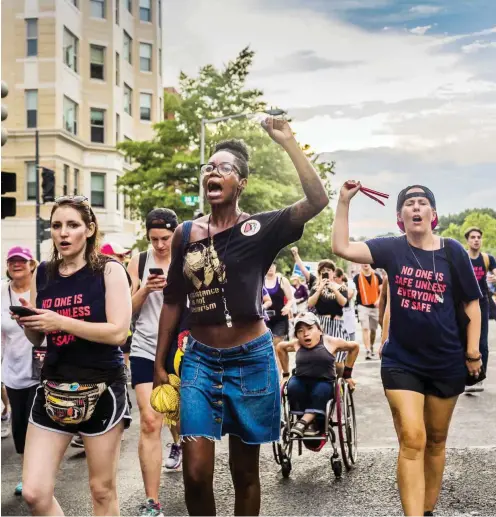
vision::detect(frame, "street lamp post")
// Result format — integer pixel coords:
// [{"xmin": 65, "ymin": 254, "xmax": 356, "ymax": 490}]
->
[{"xmin": 198, "ymin": 109, "xmax": 286, "ymax": 213}]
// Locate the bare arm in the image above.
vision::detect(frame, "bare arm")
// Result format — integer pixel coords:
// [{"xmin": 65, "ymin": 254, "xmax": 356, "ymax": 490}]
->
[
  {"xmin": 332, "ymin": 284, "xmax": 347, "ymax": 307},
  {"xmin": 308, "ymin": 283, "xmax": 323, "ymax": 308},
  {"xmin": 465, "ymin": 299, "xmax": 481, "ymax": 358},
  {"xmin": 280, "ymin": 276, "xmax": 294, "ymax": 316},
  {"xmin": 262, "ymin": 118, "xmax": 329, "ymax": 226},
  {"xmin": 276, "ymin": 339, "xmax": 299, "ymax": 375},
  {"xmin": 325, "ymin": 337, "xmax": 359, "ymax": 368},
  {"xmin": 22, "ymin": 262, "xmax": 132, "ymax": 346},
  {"xmin": 291, "ymin": 247, "xmax": 311, "ymax": 284},
  {"xmin": 379, "ymin": 282, "xmax": 390, "ymax": 358},
  {"xmin": 262, "ymin": 293, "xmax": 272, "ymax": 310},
  {"xmin": 128, "ymin": 253, "xmax": 166, "ymax": 315},
  {"xmin": 331, "ymin": 181, "xmax": 374, "ymax": 263},
  {"xmin": 22, "ymin": 270, "xmax": 45, "ymax": 346}
]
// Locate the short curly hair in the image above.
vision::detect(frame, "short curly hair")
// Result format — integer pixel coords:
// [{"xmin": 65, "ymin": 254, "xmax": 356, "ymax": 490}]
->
[
  {"xmin": 213, "ymin": 139, "xmax": 250, "ymax": 178},
  {"xmin": 317, "ymin": 260, "xmax": 336, "ymax": 274}
]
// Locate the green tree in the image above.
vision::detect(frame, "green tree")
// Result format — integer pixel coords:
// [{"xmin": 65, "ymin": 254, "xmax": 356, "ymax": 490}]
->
[
  {"xmin": 437, "ymin": 208, "xmax": 496, "ymax": 233},
  {"xmin": 118, "ymin": 47, "xmax": 335, "ymax": 259}
]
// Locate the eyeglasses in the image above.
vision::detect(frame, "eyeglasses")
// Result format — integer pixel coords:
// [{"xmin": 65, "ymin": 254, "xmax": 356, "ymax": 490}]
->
[
  {"xmin": 200, "ymin": 162, "xmax": 240, "ymax": 176},
  {"xmin": 54, "ymin": 195, "xmax": 89, "ymax": 204}
]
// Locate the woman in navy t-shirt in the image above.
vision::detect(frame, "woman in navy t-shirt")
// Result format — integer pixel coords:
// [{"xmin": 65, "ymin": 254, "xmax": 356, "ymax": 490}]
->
[
  {"xmin": 14, "ymin": 197, "xmax": 132, "ymax": 516},
  {"xmin": 332, "ymin": 182, "xmax": 482, "ymax": 517}
]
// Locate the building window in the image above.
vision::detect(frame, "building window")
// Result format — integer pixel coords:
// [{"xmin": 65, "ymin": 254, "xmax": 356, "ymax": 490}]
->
[
  {"xmin": 139, "ymin": 43, "xmax": 152, "ymax": 72},
  {"xmin": 139, "ymin": 0, "xmax": 151, "ymax": 22},
  {"xmin": 123, "ymin": 84, "xmax": 132, "ymax": 115},
  {"xmin": 124, "ymin": 136, "xmax": 132, "ymax": 164},
  {"xmin": 140, "ymin": 93, "xmax": 151, "ymax": 121},
  {"xmin": 159, "ymin": 97, "xmax": 163, "ymax": 121},
  {"xmin": 158, "ymin": 0, "xmax": 162, "ymax": 27},
  {"xmin": 115, "ymin": 0, "xmax": 119, "ymax": 24},
  {"xmin": 91, "ymin": 0, "xmax": 105, "ymax": 18},
  {"xmin": 90, "ymin": 108, "xmax": 105, "ymax": 143},
  {"xmin": 123, "ymin": 31, "xmax": 132, "ymax": 63},
  {"xmin": 63, "ymin": 96, "xmax": 78, "ymax": 134},
  {"xmin": 26, "ymin": 19, "xmax": 38, "ymax": 57},
  {"xmin": 115, "ymin": 52, "xmax": 120, "ymax": 85},
  {"xmin": 158, "ymin": 48, "xmax": 162, "ymax": 77},
  {"xmin": 63, "ymin": 28, "xmax": 79, "ymax": 72},
  {"xmin": 116, "ymin": 178, "xmax": 120, "ymax": 211},
  {"xmin": 90, "ymin": 45, "xmax": 105, "ymax": 80},
  {"xmin": 91, "ymin": 173, "xmax": 105, "ymax": 207},
  {"xmin": 25, "ymin": 90, "xmax": 38, "ymax": 128},
  {"xmin": 63, "ymin": 165, "xmax": 70, "ymax": 195},
  {"xmin": 26, "ymin": 162, "xmax": 37, "ymax": 200},
  {"xmin": 74, "ymin": 168, "xmax": 79, "ymax": 195},
  {"xmin": 127, "ymin": 0, "xmax": 132, "ymax": 13},
  {"xmin": 116, "ymin": 113, "xmax": 120, "ymax": 143}
]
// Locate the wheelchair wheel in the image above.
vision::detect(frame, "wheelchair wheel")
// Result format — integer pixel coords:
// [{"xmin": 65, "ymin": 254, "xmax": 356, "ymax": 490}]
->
[
  {"xmin": 281, "ymin": 456, "xmax": 292, "ymax": 478},
  {"xmin": 331, "ymin": 456, "xmax": 342, "ymax": 479},
  {"xmin": 336, "ymin": 379, "xmax": 353, "ymax": 470},
  {"xmin": 344, "ymin": 383, "xmax": 358, "ymax": 465}
]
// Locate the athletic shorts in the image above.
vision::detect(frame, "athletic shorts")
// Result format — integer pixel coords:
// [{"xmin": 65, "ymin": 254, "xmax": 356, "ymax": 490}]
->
[
  {"xmin": 358, "ymin": 305, "xmax": 379, "ymax": 331},
  {"xmin": 381, "ymin": 367, "xmax": 465, "ymax": 399},
  {"xmin": 29, "ymin": 381, "xmax": 132, "ymax": 436},
  {"xmin": 267, "ymin": 318, "xmax": 289, "ymax": 338},
  {"xmin": 130, "ymin": 356, "xmax": 154, "ymax": 388}
]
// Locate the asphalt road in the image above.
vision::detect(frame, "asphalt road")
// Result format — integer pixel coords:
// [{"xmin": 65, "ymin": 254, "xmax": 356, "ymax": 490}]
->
[{"xmin": 2, "ymin": 322, "xmax": 496, "ymax": 516}]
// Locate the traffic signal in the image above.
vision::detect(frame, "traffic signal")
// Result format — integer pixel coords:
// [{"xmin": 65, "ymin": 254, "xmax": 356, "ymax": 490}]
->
[
  {"xmin": 1, "ymin": 171, "xmax": 16, "ymax": 219},
  {"xmin": 38, "ymin": 218, "xmax": 51, "ymax": 242},
  {"xmin": 41, "ymin": 167, "xmax": 55, "ymax": 203},
  {"xmin": 1, "ymin": 81, "xmax": 8, "ymax": 147}
]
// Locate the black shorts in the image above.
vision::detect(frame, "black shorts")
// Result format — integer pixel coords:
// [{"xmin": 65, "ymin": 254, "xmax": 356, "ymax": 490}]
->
[
  {"xmin": 267, "ymin": 318, "xmax": 289, "ymax": 338},
  {"xmin": 381, "ymin": 367, "xmax": 465, "ymax": 399},
  {"xmin": 29, "ymin": 381, "xmax": 132, "ymax": 436},
  {"xmin": 130, "ymin": 356, "xmax": 154, "ymax": 388}
]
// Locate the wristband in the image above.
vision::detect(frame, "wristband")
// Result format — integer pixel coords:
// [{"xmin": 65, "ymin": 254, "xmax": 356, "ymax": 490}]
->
[
  {"xmin": 282, "ymin": 372, "xmax": 290, "ymax": 378},
  {"xmin": 343, "ymin": 366, "xmax": 353, "ymax": 379},
  {"xmin": 465, "ymin": 354, "xmax": 481, "ymax": 362}
]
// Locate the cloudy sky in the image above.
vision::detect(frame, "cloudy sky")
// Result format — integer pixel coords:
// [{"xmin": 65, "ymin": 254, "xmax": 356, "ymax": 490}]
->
[{"xmin": 163, "ymin": 0, "xmax": 496, "ymax": 237}]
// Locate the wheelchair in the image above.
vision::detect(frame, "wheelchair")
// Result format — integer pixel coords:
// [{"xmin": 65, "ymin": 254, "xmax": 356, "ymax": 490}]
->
[{"xmin": 272, "ymin": 377, "xmax": 358, "ymax": 479}]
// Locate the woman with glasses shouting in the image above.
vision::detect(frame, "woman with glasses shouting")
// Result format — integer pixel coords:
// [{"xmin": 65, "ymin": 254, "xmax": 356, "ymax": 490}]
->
[
  {"xmin": 154, "ymin": 116, "xmax": 328, "ymax": 516},
  {"xmin": 11, "ymin": 195, "xmax": 132, "ymax": 516}
]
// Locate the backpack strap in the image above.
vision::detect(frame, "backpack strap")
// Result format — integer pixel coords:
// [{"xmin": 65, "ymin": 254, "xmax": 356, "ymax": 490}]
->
[
  {"xmin": 482, "ymin": 252, "xmax": 490, "ymax": 273},
  {"xmin": 182, "ymin": 221, "xmax": 193, "ymax": 254},
  {"xmin": 138, "ymin": 251, "xmax": 148, "ymax": 283}
]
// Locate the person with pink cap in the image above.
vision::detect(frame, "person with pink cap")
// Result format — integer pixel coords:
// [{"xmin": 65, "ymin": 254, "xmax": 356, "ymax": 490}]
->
[
  {"xmin": 332, "ymin": 182, "xmax": 482, "ymax": 516},
  {"xmin": 1, "ymin": 246, "xmax": 43, "ymax": 496},
  {"xmin": 100, "ymin": 242, "xmax": 131, "ymax": 265}
]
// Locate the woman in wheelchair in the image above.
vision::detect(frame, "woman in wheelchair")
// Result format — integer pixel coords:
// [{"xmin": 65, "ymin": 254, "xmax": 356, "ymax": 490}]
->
[{"xmin": 276, "ymin": 312, "xmax": 359, "ymax": 438}]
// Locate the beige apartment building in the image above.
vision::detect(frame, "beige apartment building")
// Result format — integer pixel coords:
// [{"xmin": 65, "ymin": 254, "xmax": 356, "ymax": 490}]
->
[{"xmin": 1, "ymin": 0, "xmax": 163, "ymax": 270}]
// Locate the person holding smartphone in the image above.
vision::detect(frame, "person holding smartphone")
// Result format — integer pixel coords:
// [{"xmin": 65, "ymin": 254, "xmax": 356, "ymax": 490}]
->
[
  {"xmin": 127, "ymin": 208, "xmax": 180, "ymax": 516},
  {"xmin": 2, "ymin": 246, "xmax": 43, "ymax": 496},
  {"xmin": 307, "ymin": 261, "xmax": 349, "ymax": 369}
]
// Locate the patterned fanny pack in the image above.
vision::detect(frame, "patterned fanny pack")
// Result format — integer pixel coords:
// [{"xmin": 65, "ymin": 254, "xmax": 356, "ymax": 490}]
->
[{"xmin": 43, "ymin": 380, "xmax": 107, "ymax": 426}]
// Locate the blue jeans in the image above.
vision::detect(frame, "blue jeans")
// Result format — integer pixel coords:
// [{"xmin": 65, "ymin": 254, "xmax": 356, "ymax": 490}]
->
[
  {"xmin": 480, "ymin": 299, "xmax": 489, "ymax": 372},
  {"xmin": 180, "ymin": 332, "xmax": 280, "ymax": 444},
  {"xmin": 287, "ymin": 376, "xmax": 334, "ymax": 416}
]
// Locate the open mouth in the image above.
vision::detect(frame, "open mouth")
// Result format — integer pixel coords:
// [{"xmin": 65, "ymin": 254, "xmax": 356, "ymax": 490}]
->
[
  {"xmin": 412, "ymin": 215, "xmax": 422, "ymax": 223},
  {"xmin": 60, "ymin": 241, "xmax": 71, "ymax": 249},
  {"xmin": 207, "ymin": 180, "xmax": 223, "ymax": 195}
]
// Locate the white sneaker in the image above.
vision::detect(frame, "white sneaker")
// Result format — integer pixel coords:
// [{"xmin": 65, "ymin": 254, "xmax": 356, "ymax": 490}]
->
[
  {"xmin": 164, "ymin": 443, "xmax": 182, "ymax": 469},
  {"xmin": 465, "ymin": 381, "xmax": 484, "ymax": 394}
]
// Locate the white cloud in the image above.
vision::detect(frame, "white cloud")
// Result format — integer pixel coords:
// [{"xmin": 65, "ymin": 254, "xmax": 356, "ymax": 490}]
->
[
  {"xmin": 410, "ymin": 25, "xmax": 432, "ymax": 35},
  {"xmin": 409, "ymin": 5, "xmax": 442, "ymax": 15},
  {"xmin": 462, "ymin": 40, "xmax": 496, "ymax": 53}
]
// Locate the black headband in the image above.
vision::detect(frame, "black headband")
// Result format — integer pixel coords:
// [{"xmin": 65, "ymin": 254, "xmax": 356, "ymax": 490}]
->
[
  {"xmin": 396, "ymin": 185, "xmax": 436, "ymax": 212},
  {"xmin": 147, "ymin": 221, "xmax": 177, "ymax": 231}
]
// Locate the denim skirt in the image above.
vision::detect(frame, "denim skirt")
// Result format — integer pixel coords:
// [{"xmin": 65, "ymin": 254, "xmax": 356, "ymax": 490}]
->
[{"xmin": 180, "ymin": 331, "xmax": 281, "ymax": 445}]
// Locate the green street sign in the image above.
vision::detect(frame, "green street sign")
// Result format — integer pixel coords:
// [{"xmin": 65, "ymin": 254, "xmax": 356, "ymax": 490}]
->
[{"xmin": 181, "ymin": 195, "xmax": 199, "ymax": 206}]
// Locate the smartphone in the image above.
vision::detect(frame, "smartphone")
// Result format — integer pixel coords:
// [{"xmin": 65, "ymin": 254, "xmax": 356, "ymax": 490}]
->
[
  {"xmin": 322, "ymin": 272, "xmax": 329, "ymax": 280},
  {"xmin": 148, "ymin": 268, "xmax": 164, "ymax": 276},
  {"xmin": 10, "ymin": 306, "xmax": 38, "ymax": 317}
]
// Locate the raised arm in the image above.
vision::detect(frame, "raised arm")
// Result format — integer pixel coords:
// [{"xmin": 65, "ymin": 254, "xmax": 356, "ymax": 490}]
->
[
  {"xmin": 332, "ymin": 181, "xmax": 374, "ymax": 263},
  {"xmin": 290, "ymin": 246, "xmax": 311, "ymax": 284},
  {"xmin": 128, "ymin": 253, "xmax": 167, "ymax": 316},
  {"xmin": 262, "ymin": 117, "xmax": 329, "ymax": 226},
  {"xmin": 280, "ymin": 276, "xmax": 294, "ymax": 317}
]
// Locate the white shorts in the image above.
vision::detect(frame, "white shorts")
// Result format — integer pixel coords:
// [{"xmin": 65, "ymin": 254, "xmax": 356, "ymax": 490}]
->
[{"xmin": 357, "ymin": 305, "xmax": 379, "ymax": 331}]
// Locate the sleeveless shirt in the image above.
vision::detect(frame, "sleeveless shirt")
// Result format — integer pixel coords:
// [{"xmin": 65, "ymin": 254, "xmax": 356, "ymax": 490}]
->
[
  {"xmin": 36, "ymin": 261, "xmax": 123, "ymax": 383},
  {"xmin": 264, "ymin": 275, "xmax": 287, "ymax": 321},
  {"xmin": 295, "ymin": 338, "xmax": 336, "ymax": 381}
]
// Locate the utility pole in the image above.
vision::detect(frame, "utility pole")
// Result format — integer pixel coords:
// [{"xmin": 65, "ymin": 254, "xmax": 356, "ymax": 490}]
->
[{"xmin": 35, "ymin": 129, "xmax": 40, "ymax": 261}]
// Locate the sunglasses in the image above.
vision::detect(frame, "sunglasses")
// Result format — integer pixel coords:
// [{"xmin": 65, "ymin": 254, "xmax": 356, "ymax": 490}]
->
[{"xmin": 54, "ymin": 195, "xmax": 89, "ymax": 204}]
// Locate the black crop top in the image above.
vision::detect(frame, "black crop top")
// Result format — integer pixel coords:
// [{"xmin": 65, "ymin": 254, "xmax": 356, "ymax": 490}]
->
[
  {"xmin": 309, "ymin": 284, "xmax": 348, "ymax": 318},
  {"xmin": 163, "ymin": 208, "xmax": 304, "ymax": 326}
]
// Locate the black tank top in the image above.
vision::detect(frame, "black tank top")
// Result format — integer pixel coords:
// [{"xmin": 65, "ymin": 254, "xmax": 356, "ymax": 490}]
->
[
  {"xmin": 36, "ymin": 261, "xmax": 124, "ymax": 383},
  {"xmin": 295, "ymin": 338, "xmax": 336, "ymax": 381}
]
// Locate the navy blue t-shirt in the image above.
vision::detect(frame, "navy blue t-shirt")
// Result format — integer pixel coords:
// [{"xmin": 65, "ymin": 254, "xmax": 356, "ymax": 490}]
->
[
  {"xmin": 470, "ymin": 253, "xmax": 496, "ymax": 301},
  {"xmin": 366, "ymin": 236, "xmax": 481, "ymax": 378}
]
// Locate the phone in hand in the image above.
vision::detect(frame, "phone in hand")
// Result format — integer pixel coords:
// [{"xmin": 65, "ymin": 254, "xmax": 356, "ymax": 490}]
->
[
  {"xmin": 10, "ymin": 306, "xmax": 38, "ymax": 317},
  {"xmin": 148, "ymin": 268, "xmax": 164, "ymax": 276},
  {"xmin": 322, "ymin": 272, "xmax": 329, "ymax": 280}
]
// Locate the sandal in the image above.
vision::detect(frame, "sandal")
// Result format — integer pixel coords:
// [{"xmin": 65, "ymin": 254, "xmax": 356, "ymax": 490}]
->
[{"xmin": 290, "ymin": 419, "xmax": 308, "ymax": 438}]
